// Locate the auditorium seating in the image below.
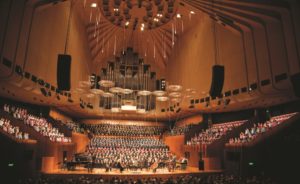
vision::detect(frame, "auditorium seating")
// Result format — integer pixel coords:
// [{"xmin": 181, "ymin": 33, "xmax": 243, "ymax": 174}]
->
[
  {"xmin": 86, "ymin": 137, "xmax": 171, "ymax": 169},
  {"xmin": 18, "ymin": 173, "xmax": 277, "ymax": 184},
  {"xmin": 63, "ymin": 120, "xmax": 84, "ymax": 133},
  {"xmin": 2, "ymin": 104, "xmax": 71, "ymax": 143},
  {"xmin": 228, "ymin": 112, "xmax": 298, "ymax": 145},
  {"xmin": 166, "ymin": 124, "xmax": 196, "ymax": 136},
  {"xmin": 0, "ymin": 117, "xmax": 30, "ymax": 140},
  {"xmin": 85, "ymin": 123, "xmax": 166, "ymax": 136},
  {"xmin": 186, "ymin": 120, "xmax": 247, "ymax": 146}
]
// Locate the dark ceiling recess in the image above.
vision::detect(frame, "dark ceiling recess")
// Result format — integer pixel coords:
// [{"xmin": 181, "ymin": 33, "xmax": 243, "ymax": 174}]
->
[
  {"xmin": 2, "ymin": 57, "xmax": 12, "ymax": 68},
  {"xmin": 261, "ymin": 79, "xmax": 270, "ymax": 86},
  {"xmin": 275, "ymin": 73, "xmax": 288, "ymax": 83},
  {"xmin": 250, "ymin": 83, "xmax": 258, "ymax": 91},
  {"xmin": 232, "ymin": 89, "xmax": 239, "ymax": 95}
]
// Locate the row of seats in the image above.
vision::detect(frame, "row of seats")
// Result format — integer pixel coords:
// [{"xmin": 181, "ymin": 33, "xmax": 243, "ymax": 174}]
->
[
  {"xmin": 18, "ymin": 174, "xmax": 277, "ymax": 184},
  {"xmin": 86, "ymin": 137, "xmax": 171, "ymax": 169},
  {"xmin": 186, "ymin": 120, "xmax": 246, "ymax": 145},
  {"xmin": 85, "ymin": 123, "xmax": 166, "ymax": 136},
  {"xmin": 228, "ymin": 112, "xmax": 298, "ymax": 145},
  {"xmin": 3, "ymin": 104, "xmax": 71, "ymax": 143},
  {"xmin": 63, "ymin": 120, "xmax": 84, "ymax": 133},
  {"xmin": 89, "ymin": 137, "xmax": 168, "ymax": 149},
  {"xmin": 166, "ymin": 124, "xmax": 195, "ymax": 136},
  {"xmin": 0, "ymin": 117, "xmax": 30, "ymax": 140}
]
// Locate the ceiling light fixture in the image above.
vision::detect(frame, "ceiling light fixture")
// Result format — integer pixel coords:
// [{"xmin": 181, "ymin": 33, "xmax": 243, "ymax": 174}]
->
[
  {"xmin": 90, "ymin": 3, "xmax": 97, "ymax": 8},
  {"xmin": 176, "ymin": 13, "xmax": 181, "ymax": 18},
  {"xmin": 190, "ymin": 11, "xmax": 195, "ymax": 14}
]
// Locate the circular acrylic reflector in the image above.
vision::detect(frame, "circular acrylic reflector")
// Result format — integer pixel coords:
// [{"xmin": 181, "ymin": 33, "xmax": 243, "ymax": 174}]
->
[
  {"xmin": 171, "ymin": 98, "xmax": 181, "ymax": 103},
  {"xmin": 85, "ymin": 93, "xmax": 95, "ymax": 98},
  {"xmin": 169, "ymin": 92, "xmax": 182, "ymax": 98},
  {"xmin": 137, "ymin": 90, "xmax": 152, "ymax": 96},
  {"xmin": 98, "ymin": 80, "xmax": 115, "ymax": 88},
  {"xmin": 101, "ymin": 92, "xmax": 114, "ymax": 98},
  {"xmin": 122, "ymin": 88, "xmax": 133, "ymax": 94},
  {"xmin": 152, "ymin": 90, "xmax": 166, "ymax": 96},
  {"xmin": 156, "ymin": 96, "xmax": 169, "ymax": 102},
  {"xmin": 166, "ymin": 85, "xmax": 182, "ymax": 92},
  {"xmin": 109, "ymin": 87, "xmax": 123, "ymax": 93}
]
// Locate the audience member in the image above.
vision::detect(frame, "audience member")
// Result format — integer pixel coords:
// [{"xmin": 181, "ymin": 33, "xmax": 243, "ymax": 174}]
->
[
  {"xmin": 167, "ymin": 124, "xmax": 195, "ymax": 136},
  {"xmin": 186, "ymin": 120, "xmax": 246, "ymax": 145},
  {"xmin": 3, "ymin": 104, "xmax": 71, "ymax": 143},
  {"xmin": 0, "ymin": 117, "xmax": 29, "ymax": 140},
  {"xmin": 18, "ymin": 174, "xmax": 278, "ymax": 184},
  {"xmin": 228, "ymin": 112, "xmax": 297, "ymax": 145}
]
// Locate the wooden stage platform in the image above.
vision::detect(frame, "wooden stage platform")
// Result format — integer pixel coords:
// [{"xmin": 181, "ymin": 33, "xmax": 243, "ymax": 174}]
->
[{"xmin": 43, "ymin": 167, "xmax": 223, "ymax": 179}]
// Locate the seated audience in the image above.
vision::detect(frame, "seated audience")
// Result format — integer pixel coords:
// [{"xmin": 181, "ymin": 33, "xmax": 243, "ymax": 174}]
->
[
  {"xmin": 186, "ymin": 120, "xmax": 246, "ymax": 145},
  {"xmin": 167, "ymin": 124, "xmax": 195, "ymax": 136},
  {"xmin": 0, "ymin": 117, "xmax": 30, "ymax": 140},
  {"xmin": 64, "ymin": 120, "xmax": 84, "ymax": 133},
  {"xmin": 228, "ymin": 112, "xmax": 298, "ymax": 145},
  {"xmin": 2, "ymin": 104, "xmax": 71, "ymax": 143},
  {"xmin": 18, "ymin": 174, "xmax": 278, "ymax": 184}
]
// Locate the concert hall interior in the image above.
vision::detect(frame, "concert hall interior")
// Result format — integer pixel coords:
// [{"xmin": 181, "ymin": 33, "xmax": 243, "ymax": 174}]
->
[{"xmin": 1, "ymin": 0, "xmax": 300, "ymax": 183}]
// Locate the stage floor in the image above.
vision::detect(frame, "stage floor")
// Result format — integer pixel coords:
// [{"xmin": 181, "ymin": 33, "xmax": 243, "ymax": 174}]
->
[{"xmin": 44, "ymin": 167, "xmax": 223, "ymax": 179}]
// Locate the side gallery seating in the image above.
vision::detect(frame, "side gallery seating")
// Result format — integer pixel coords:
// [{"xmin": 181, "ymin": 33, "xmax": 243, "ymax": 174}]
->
[
  {"xmin": 0, "ymin": 117, "xmax": 30, "ymax": 140},
  {"xmin": 186, "ymin": 120, "xmax": 247, "ymax": 146},
  {"xmin": 228, "ymin": 112, "xmax": 298, "ymax": 145},
  {"xmin": 3, "ymin": 104, "xmax": 71, "ymax": 143}
]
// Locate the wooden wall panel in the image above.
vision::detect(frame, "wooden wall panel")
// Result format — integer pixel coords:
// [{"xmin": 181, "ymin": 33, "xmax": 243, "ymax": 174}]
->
[
  {"xmin": 175, "ymin": 114, "xmax": 203, "ymax": 127},
  {"xmin": 49, "ymin": 108, "xmax": 72, "ymax": 122},
  {"xmin": 72, "ymin": 132, "xmax": 89, "ymax": 153},
  {"xmin": 217, "ymin": 23, "xmax": 246, "ymax": 92},
  {"xmin": 25, "ymin": 2, "xmax": 69, "ymax": 85},
  {"xmin": 0, "ymin": 0, "xmax": 26, "ymax": 78},
  {"xmin": 0, "ymin": 0, "xmax": 11, "ymax": 57},
  {"xmin": 164, "ymin": 135, "xmax": 185, "ymax": 158},
  {"xmin": 0, "ymin": 0, "xmax": 92, "ymax": 91},
  {"xmin": 167, "ymin": 13, "xmax": 215, "ymax": 95}
]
